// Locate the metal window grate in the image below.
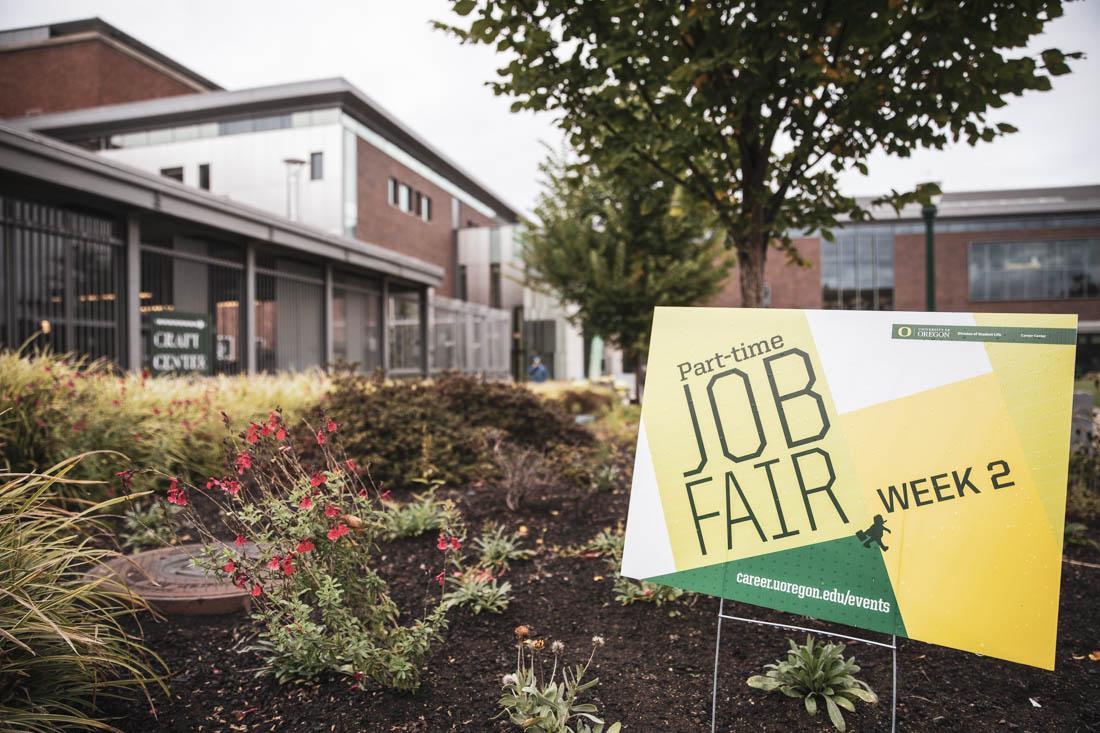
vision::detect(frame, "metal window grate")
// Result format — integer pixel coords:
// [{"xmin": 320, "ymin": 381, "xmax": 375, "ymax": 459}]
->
[{"xmin": 1, "ymin": 195, "xmax": 124, "ymax": 363}]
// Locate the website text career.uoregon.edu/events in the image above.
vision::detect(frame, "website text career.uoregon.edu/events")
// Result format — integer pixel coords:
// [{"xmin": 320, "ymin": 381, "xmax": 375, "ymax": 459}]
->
[{"xmin": 734, "ymin": 571, "xmax": 892, "ymax": 614}]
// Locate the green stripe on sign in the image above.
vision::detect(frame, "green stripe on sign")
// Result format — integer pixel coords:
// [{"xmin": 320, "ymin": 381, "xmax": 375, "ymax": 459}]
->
[{"xmin": 892, "ymin": 323, "xmax": 1077, "ymax": 345}]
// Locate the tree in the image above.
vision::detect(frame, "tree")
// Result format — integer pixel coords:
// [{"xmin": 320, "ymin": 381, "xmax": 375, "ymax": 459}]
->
[
  {"xmin": 522, "ymin": 150, "xmax": 730, "ymax": 391},
  {"xmin": 439, "ymin": 0, "xmax": 1079, "ymax": 306}
]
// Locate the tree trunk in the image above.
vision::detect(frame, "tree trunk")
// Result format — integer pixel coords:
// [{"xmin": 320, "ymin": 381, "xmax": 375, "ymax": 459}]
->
[
  {"xmin": 736, "ymin": 236, "xmax": 767, "ymax": 307},
  {"xmin": 633, "ymin": 350, "xmax": 647, "ymax": 405}
]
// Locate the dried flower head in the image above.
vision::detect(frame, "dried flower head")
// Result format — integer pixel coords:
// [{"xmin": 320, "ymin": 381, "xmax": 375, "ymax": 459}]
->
[
  {"xmin": 514, "ymin": 625, "xmax": 529, "ymax": 639},
  {"xmin": 592, "ymin": 635, "xmax": 605, "ymax": 647},
  {"xmin": 551, "ymin": 640, "xmax": 565, "ymax": 654},
  {"xmin": 502, "ymin": 673, "xmax": 518, "ymax": 686},
  {"xmin": 530, "ymin": 639, "xmax": 545, "ymax": 651}
]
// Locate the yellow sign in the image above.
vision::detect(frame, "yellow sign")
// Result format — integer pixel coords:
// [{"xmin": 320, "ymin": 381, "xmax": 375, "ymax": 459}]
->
[{"xmin": 621, "ymin": 308, "xmax": 1076, "ymax": 669}]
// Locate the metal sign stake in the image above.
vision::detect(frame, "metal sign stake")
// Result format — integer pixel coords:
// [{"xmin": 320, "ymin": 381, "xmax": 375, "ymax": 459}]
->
[{"xmin": 711, "ymin": 598, "xmax": 898, "ymax": 733}]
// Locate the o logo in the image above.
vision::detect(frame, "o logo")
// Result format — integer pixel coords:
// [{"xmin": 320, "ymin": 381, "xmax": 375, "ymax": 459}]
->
[{"xmin": 897, "ymin": 326, "xmax": 912, "ymax": 338}]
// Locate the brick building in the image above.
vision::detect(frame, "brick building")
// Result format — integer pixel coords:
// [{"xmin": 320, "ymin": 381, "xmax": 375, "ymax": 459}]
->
[
  {"xmin": 0, "ymin": 18, "xmax": 519, "ymax": 377},
  {"xmin": 0, "ymin": 18, "xmax": 219, "ymax": 118},
  {"xmin": 711, "ymin": 186, "xmax": 1100, "ymax": 372}
]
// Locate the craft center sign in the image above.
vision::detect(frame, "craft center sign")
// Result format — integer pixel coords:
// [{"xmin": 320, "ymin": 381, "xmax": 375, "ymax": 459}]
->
[
  {"xmin": 145, "ymin": 312, "xmax": 212, "ymax": 375},
  {"xmin": 621, "ymin": 307, "xmax": 1076, "ymax": 669}
]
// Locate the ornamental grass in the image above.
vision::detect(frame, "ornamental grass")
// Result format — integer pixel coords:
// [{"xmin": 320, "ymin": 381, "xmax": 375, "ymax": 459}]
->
[{"xmin": 0, "ymin": 454, "xmax": 166, "ymax": 731}]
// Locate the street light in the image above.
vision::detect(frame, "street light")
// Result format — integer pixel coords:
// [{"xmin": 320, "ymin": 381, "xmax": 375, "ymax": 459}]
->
[{"xmin": 921, "ymin": 185, "xmax": 943, "ymax": 312}]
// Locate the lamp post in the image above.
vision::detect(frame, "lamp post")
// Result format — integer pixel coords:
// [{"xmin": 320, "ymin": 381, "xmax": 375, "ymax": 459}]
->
[{"xmin": 921, "ymin": 188, "xmax": 943, "ymax": 312}]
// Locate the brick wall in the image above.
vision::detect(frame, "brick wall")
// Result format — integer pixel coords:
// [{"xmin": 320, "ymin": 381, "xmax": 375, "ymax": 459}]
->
[
  {"xmin": 710, "ymin": 236, "xmax": 823, "ymax": 309},
  {"xmin": 894, "ymin": 225, "xmax": 1100, "ymax": 318},
  {"xmin": 355, "ymin": 137, "xmax": 495, "ymax": 297},
  {"xmin": 0, "ymin": 38, "xmax": 198, "ymax": 118}
]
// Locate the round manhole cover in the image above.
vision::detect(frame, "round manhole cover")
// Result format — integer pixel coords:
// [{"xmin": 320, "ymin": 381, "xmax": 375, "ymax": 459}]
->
[{"xmin": 90, "ymin": 543, "xmax": 257, "ymax": 616}]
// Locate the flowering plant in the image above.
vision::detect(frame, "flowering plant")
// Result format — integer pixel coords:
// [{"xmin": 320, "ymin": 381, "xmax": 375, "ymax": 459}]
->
[
  {"xmin": 498, "ymin": 626, "xmax": 620, "ymax": 733},
  {"xmin": 165, "ymin": 410, "xmax": 457, "ymax": 691}
]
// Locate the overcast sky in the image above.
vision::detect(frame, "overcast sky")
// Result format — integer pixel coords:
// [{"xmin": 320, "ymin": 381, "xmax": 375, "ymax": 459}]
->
[{"xmin": 1, "ymin": 0, "xmax": 1097, "ymax": 215}]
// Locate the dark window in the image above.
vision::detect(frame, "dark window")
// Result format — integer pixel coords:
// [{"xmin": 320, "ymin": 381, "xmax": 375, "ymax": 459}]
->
[
  {"xmin": 490, "ymin": 263, "xmax": 502, "ymax": 308},
  {"xmin": 969, "ymin": 239, "xmax": 1100, "ymax": 301},
  {"xmin": 457, "ymin": 265, "xmax": 468, "ymax": 301},
  {"xmin": 820, "ymin": 227, "xmax": 894, "ymax": 310},
  {"xmin": 198, "ymin": 163, "xmax": 210, "ymax": 190},
  {"xmin": 160, "ymin": 166, "xmax": 184, "ymax": 182},
  {"xmin": 310, "ymin": 152, "xmax": 323, "ymax": 181},
  {"xmin": 388, "ymin": 178, "xmax": 397, "ymax": 206}
]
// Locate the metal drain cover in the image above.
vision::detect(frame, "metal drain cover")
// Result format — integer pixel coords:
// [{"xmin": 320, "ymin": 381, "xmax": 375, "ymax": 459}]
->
[{"xmin": 90, "ymin": 543, "xmax": 256, "ymax": 616}]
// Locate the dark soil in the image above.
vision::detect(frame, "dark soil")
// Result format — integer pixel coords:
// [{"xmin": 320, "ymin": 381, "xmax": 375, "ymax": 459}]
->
[{"xmin": 102, "ymin": 452, "xmax": 1100, "ymax": 732}]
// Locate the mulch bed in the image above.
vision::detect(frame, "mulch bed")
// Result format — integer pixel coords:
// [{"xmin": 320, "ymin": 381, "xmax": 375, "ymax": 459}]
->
[{"xmin": 102, "ymin": 454, "xmax": 1100, "ymax": 732}]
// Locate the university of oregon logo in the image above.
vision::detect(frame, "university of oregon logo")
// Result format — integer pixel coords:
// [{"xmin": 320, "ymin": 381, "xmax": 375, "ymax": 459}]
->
[{"xmin": 896, "ymin": 325, "xmax": 912, "ymax": 338}]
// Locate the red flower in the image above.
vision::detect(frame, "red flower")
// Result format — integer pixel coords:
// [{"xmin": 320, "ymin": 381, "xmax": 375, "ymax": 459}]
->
[
  {"xmin": 358, "ymin": 489, "xmax": 369, "ymax": 498},
  {"xmin": 344, "ymin": 459, "xmax": 356, "ymax": 472},
  {"xmin": 221, "ymin": 479, "xmax": 241, "ymax": 495},
  {"xmin": 299, "ymin": 495, "xmax": 313, "ymax": 511},
  {"xmin": 281, "ymin": 556, "xmax": 295, "ymax": 576},
  {"xmin": 235, "ymin": 452, "xmax": 252, "ymax": 475},
  {"xmin": 251, "ymin": 583, "xmax": 263, "ymax": 597},
  {"xmin": 233, "ymin": 574, "xmax": 248, "ymax": 588},
  {"xmin": 379, "ymin": 490, "xmax": 392, "ymax": 502},
  {"xmin": 206, "ymin": 477, "xmax": 221, "ymax": 491},
  {"xmin": 327, "ymin": 523, "xmax": 349, "ymax": 542},
  {"xmin": 326, "ymin": 419, "xmax": 338, "ymax": 433},
  {"xmin": 315, "ymin": 430, "xmax": 326, "ymax": 446},
  {"xmin": 261, "ymin": 422, "xmax": 273, "ymax": 437},
  {"xmin": 436, "ymin": 535, "xmax": 449, "ymax": 551},
  {"xmin": 295, "ymin": 538, "xmax": 315, "ymax": 554},
  {"xmin": 324, "ymin": 505, "xmax": 340, "ymax": 518},
  {"xmin": 267, "ymin": 555, "xmax": 281, "ymax": 570},
  {"xmin": 275, "ymin": 427, "xmax": 287, "ymax": 441},
  {"xmin": 166, "ymin": 477, "xmax": 187, "ymax": 506},
  {"xmin": 222, "ymin": 560, "xmax": 236, "ymax": 574},
  {"xmin": 450, "ymin": 536, "xmax": 462, "ymax": 551},
  {"xmin": 434, "ymin": 571, "xmax": 445, "ymax": 587},
  {"xmin": 246, "ymin": 422, "xmax": 260, "ymax": 445},
  {"xmin": 116, "ymin": 469, "xmax": 134, "ymax": 491},
  {"xmin": 309, "ymin": 472, "xmax": 326, "ymax": 488},
  {"xmin": 235, "ymin": 534, "xmax": 247, "ymax": 547}
]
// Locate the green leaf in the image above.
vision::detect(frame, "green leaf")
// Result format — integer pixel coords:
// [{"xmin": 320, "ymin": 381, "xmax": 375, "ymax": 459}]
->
[
  {"xmin": 805, "ymin": 695, "xmax": 818, "ymax": 716},
  {"xmin": 825, "ymin": 696, "xmax": 846, "ymax": 732},
  {"xmin": 452, "ymin": 0, "xmax": 476, "ymax": 16}
]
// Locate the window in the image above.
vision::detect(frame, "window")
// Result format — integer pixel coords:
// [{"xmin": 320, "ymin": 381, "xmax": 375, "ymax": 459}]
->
[
  {"xmin": 387, "ymin": 179, "xmax": 431, "ymax": 222},
  {"xmin": 310, "ymin": 152, "xmax": 323, "ymax": 180},
  {"xmin": 490, "ymin": 263, "xmax": 502, "ymax": 308},
  {"xmin": 457, "ymin": 265, "xmax": 468, "ymax": 301},
  {"xmin": 820, "ymin": 227, "xmax": 894, "ymax": 310},
  {"xmin": 198, "ymin": 163, "xmax": 210, "ymax": 190},
  {"xmin": 160, "ymin": 166, "xmax": 183, "ymax": 182},
  {"xmin": 969, "ymin": 239, "xmax": 1100, "ymax": 301}
]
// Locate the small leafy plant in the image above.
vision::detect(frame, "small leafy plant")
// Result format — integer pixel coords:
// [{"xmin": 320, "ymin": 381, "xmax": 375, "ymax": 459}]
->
[
  {"xmin": 120, "ymin": 498, "xmax": 181, "ymax": 551},
  {"xmin": 747, "ymin": 636, "xmax": 878, "ymax": 732},
  {"xmin": 573, "ymin": 527, "xmax": 686, "ymax": 608},
  {"xmin": 498, "ymin": 626, "xmax": 620, "ymax": 733},
  {"xmin": 380, "ymin": 489, "xmax": 460, "ymax": 540},
  {"xmin": 474, "ymin": 522, "xmax": 535, "ymax": 573},
  {"xmin": 442, "ymin": 568, "xmax": 512, "ymax": 615}
]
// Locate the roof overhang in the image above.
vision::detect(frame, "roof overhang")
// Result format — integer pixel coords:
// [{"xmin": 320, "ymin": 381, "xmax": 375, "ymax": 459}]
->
[
  {"xmin": 4, "ymin": 77, "xmax": 521, "ymax": 223},
  {"xmin": 0, "ymin": 123, "xmax": 444, "ymax": 288}
]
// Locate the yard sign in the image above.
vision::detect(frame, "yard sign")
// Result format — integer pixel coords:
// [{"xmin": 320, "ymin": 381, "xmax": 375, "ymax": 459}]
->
[{"xmin": 621, "ymin": 308, "xmax": 1076, "ymax": 669}]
